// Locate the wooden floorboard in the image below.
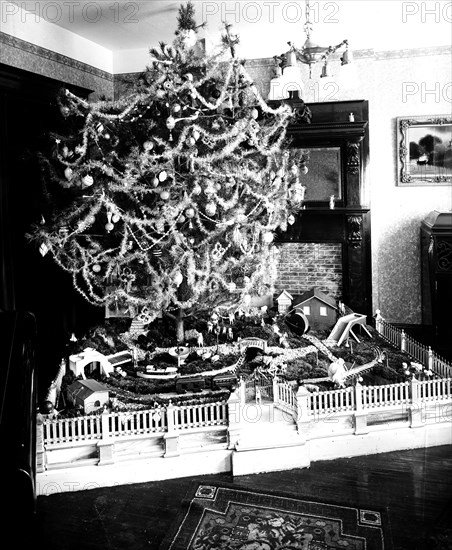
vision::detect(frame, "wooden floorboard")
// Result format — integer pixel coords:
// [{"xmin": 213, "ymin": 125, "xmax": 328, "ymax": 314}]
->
[{"xmin": 33, "ymin": 445, "xmax": 452, "ymax": 550}]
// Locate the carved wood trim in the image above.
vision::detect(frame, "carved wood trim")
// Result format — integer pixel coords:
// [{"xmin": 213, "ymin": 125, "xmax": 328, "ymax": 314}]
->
[{"xmin": 347, "ymin": 215, "xmax": 363, "ymax": 248}]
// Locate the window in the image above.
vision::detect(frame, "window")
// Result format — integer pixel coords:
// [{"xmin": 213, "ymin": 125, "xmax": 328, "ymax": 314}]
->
[
  {"xmin": 303, "ymin": 306, "xmax": 310, "ymax": 315},
  {"xmin": 320, "ymin": 306, "xmax": 328, "ymax": 316},
  {"xmin": 94, "ymin": 400, "xmax": 100, "ymax": 407}
]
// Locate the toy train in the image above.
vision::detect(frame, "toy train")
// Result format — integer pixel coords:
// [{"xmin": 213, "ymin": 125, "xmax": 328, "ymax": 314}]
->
[{"xmin": 175, "ymin": 371, "xmax": 238, "ymax": 394}]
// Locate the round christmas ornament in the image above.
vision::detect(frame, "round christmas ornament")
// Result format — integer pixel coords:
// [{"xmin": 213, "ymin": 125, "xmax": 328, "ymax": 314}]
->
[
  {"xmin": 185, "ymin": 207, "xmax": 195, "ymax": 218},
  {"xmin": 173, "ymin": 104, "xmax": 181, "ymax": 113},
  {"xmin": 184, "ymin": 73, "xmax": 193, "ymax": 81},
  {"xmin": 82, "ymin": 174, "xmax": 94, "ymax": 188},
  {"xmin": 64, "ymin": 167, "xmax": 73, "ymax": 180},
  {"xmin": 173, "ymin": 271, "xmax": 184, "ymax": 286},
  {"xmin": 160, "ymin": 190, "xmax": 170, "ymax": 200},
  {"xmin": 192, "ymin": 184, "xmax": 202, "ymax": 195},
  {"xmin": 228, "ymin": 282, "xmax": 236, "ymax": 291},
  {"xmin": 179, "ymin": 214, "xmax": 186, "ymax": 223},
  {"xmin": 193, "ymin": 129, "xmax": 200, "ymax": 141},
  {"xmin": 159, "ymin": 170, "xmax": 168, "ymax": 182},
  {"xmin": 152, "ymin": 177, "xmax": 159, "ymax": 187},
  {"xmin": 105, "ymin": 222, "xmax": 114, "ymax": 232},
  {"xmin": 187, "ymin": 137, "xmax": 196, "ymax": 146},
  {"xmin": 143, "ymin": 140, "xmax": 154, "ymax": 151},
  {"xmin": 205, "ymin": 202, "xmax": 217, "ymax": 216},
  {"xmin": 166, "ymin": 116, "xmax": 176, "ymax": 130},
  {"xmin": 92, "ymin": 264, "xmax": 101, "ymax": 273},
  {"xmin": 111, "ymin": 213, "xmax": 121, "ymax": 223},
  {"xmin": 263, "ymin": 232, "xmax": 274, "ymax": 243},
  {"xmin": 251, "ymin": 108, "xmax": 259, "ymax": 120},
  {"xmin": 96, "ymin": 122, "xmax": 104, "ymax": 133}
]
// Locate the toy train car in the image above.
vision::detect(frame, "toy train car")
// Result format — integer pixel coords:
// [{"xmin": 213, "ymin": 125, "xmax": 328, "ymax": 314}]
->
[{"xmin": 175, "ymin": 371, "xmax": 237, "ymax": 394}]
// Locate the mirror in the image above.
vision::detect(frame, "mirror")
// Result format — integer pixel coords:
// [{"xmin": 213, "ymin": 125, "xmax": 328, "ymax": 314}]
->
[{"xmin": 301, "ymin": 147, "xmax": 342, "ymax": 202}]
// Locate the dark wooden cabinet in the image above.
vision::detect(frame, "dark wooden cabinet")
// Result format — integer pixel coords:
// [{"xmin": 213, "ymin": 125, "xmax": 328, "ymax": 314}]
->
[
  {"xmin": 275, "ymin": 100, "xmax": 372, "ymax": 318},
  {"xmin": 421, "ymin": 210, "xmax": 452, "ymax": 351}
]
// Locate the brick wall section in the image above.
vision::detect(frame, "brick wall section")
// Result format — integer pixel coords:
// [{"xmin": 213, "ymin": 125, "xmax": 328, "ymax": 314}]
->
[{"xmin": 275, "ymin": 243, "xmax": 343, "ymax": 300}]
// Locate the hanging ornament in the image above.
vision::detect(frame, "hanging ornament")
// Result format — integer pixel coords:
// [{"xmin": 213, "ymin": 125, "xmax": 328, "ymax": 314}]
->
[
  {"xmin": 39, "ymin": 242, "xmax": 49, "ymax": 257},
  {"xmin": 159, "ymin": 170, "xmax": 168, "ymax": 182},
  {"xmin": 160, "ymin": 190, "xmax": 170, "ymax": 200},
  {"xmin": 152, "ymin": 177, "xmax": 159, "ymax": 187},
  {"xmin": 64, "ymin": 167, "xmax": 73, "ymax": 180},
  {"xmin": 205, "ymin": 202, "xmax": 217, "ymax": 216},
  {"xmin": 263, "ymin": 232, "xmax": 274, "ymax": 243},
  {"xmin": 179, "ymin": 214, "xmax": 186, "ymax": 223},
  {"xmin": 173, "ymin": 271, "xmax": 183, "ymax": 286},
  {"xmin": 187, "ymin": 137, "xmax": 196, "ymax": 147},
  {"xmin": 92, "ymin": 264, "xmax": 101, "ymax": 273},
  {"xmin": 111, "ymin": 213, "xmax": 121, "ymax": 223},
  {"xmin": 232, "ymin": 226, "xmax": 242, "ymax": 245},
  {"xmin": 185, "ymin": 207, "xmax": 195, "ymax": 218},
  {"xmin": 290, "ymin": 164, "xmax": 299, "ymax": 176},
  {"xmin": 59, "ymin": 226, "xmax": 69, "ymax": 238},
  {"xmin": 250, "ymin": 108, "xmax": 259, "ymax": 120},
  {"xmin": 288, "ymin": 214, "xmax": 296, "ymax": 225},
  {"xmin": 143, "ymin": 140, "xmax": 154, "ymax": 151},
  {"xmin": 192, "ymin": 184, "xmax": 202, "ymax": 195},
  {"xmin": 105, "ymin": 212, "xmax": 114, "ymax": 232},
  {"xmin": 185, "ymin": 73, "xmax": 193, "ymax": 81},
  {"xmin": 75, "ymin": 145, "xmax": 84, "ymax": 155},
  {"xmin": 166, "ymin": 116, "xmax": 176, "ymax": 130},
  {"xmin": 215, "ymin": 183, "xmax": 222, "ymax": 191},
  {"xmin": 228, "ymin": 282, "xmax": 236, "ymax": 291},
  {"xmin": 60, "ymin": 105, "xmax": 70, "ymax": 117},
  {"xmin": 153, "ymin": 248, "xmax": 162, "ymax": 257},
  {"xmin": 173, "ymin": 104, "xmax": 181, "ymax": 113},
  {"xmin": 96, "ymin": 122, "xmax": 104, "ymax": 133},
  {"xmin": 81, "ymin": 174, "xmax": 94, "ymax": 188},
  {"xmin": 193, "ymin": 129, "xmax": 200, "ymax": 141},
  {"xmin": 300, "ymin": 164, "xmax": 309, "ymax": 175}
]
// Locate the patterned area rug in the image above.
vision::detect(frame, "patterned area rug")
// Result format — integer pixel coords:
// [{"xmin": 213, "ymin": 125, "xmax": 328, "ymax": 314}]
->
[{"xmin": 159, "ymin": 483, "xmax": 391, "ymax": 550}]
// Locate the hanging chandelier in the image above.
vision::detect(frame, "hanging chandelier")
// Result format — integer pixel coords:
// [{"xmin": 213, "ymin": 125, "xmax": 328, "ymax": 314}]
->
[{"xmin": 273, "ymin": 0, "xmax": 352, "ymax": 85}]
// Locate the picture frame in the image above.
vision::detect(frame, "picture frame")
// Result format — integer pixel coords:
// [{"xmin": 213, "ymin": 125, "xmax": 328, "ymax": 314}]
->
[{"xmin": 397, "ymin": 115, "xmax": 452, "ymax": 186}]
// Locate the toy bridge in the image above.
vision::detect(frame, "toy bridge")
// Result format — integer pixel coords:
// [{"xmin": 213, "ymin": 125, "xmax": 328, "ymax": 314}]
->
[
  {"xmin": 302, "ymin": 347, "xmax": 384, "ymax": 387},
  {"xmin": 327, "ymin": 313, "xmax": 373, "ymax": 346}
]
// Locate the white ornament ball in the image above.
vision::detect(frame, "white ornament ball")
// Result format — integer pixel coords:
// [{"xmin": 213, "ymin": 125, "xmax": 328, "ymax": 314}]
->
[
  {"xmin": 152, "ymin": 177, "xmax": 159, "ymax": 187},
  {"xmin": 185, "ymin": 73, "xmax": 193, "ymax": 81},
  {"xmin": 288, "ymin": 214, "xmax": 296, "ymax": 225},
  {"xmin": 112, "ymin": 213, "xmax": 121, "ymax": 223},
  {"xmin": 92, "ymin": 264, "xmax": 101, "ymax": 273},
  {"xmin": 143, "ymin": 141, "xmax": 154, "ymax": 151},
  {"xmin": 192, "ymin": 184, "xmax": 202, "ymax": 195},
  {"xmin": 263, "ymin": 232, "xmax": 274, "ymax": 243},
  {"xmin": 105, "ymin": 222, "xmax": 114, "ymax": 232},
  {"xmin": 205, "ymin": 202, "xmax": 217, "ymax": 216},
  {"xmin": 174, "ymin": 271, "xmax": 183, "ymax": 286},
  {"xmin": 215, "ymin": 183, "xmax": 222, "ymax": 191},
  {"xmin": 179, "ymin": 214, "xmax": 186, "ymax": 223},
  {"xmin": 166, "ymin": 116, "xmax": 176, "ymax": 130},
  {"xmin": 173, "ymin": 104, "xmax": 181, "ymax": 113},
  {"xmin": 193, "ymin": 130, "xmax": 200, "ymax": 141},
  {"xmin": 82, "ymin": 174, "xmax": 94, "ymax": 188},
  {"xmin": 160, "ymin": 190, "xmax": 170, "ymax": 200},
  {"xmin": 251, "ymin": 108, "xmax": 259, "ymax": 119},
  {"xmin": 187, "ymin": 137, "xmax": 196, "ymax": 146},
  {"xmin": 159, "ymin": 170, "xmax": 168, "ymax": 182},
  {"xmin": 185, "ymin": 207, "xmax": 195, "ymax": 218},
  {"xmin": 64, "ymin": 167, "xmax": 73, "ymax": 180},
  {"xmin": 290, "ymin": 164, "xmax": 299, "ymax": 175},
  {"xmin": 229, "ymin": 282, "xmax": 237, "ymax": 291}
]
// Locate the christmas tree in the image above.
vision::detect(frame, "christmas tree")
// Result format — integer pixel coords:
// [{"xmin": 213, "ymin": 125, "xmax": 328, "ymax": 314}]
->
[{"xmin": 30, "ymin": 2, "xmax": 307, "ymax": 343}]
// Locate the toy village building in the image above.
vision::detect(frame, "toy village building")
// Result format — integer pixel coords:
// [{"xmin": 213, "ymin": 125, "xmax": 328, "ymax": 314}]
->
[{"xmin": 1, "ymin": 2, "xmax": 451, "ymax": 549}]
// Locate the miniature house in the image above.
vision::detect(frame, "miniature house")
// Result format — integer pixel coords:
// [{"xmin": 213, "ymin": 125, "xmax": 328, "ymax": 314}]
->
[
  {"xmin": 293, "ymin": 288, "xmax": 338, "ymax": 330},
  {"xmin": 276, "ymin": 290, "xmax": 293, "ymax": 314},
  {"xmin": 67, "ymin": 379, "xmax": 109, "ymax": 414}
]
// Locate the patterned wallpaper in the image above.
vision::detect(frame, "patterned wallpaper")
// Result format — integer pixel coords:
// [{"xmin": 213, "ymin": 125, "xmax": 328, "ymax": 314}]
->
[{"xmin": 0, "ymin": 33, "xmax": 114, "ymax": 100}]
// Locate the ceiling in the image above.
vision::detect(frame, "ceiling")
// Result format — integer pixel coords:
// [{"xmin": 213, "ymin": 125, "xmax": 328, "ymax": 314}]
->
[{"xmin": 12, "ymin": 0, "xmax": 452, "ymax": 57}]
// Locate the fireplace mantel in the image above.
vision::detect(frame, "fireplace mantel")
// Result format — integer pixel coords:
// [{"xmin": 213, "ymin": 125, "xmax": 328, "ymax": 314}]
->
[{"xmin": 276, "ymin": 100, "xmax": 372, "ymax": 318}]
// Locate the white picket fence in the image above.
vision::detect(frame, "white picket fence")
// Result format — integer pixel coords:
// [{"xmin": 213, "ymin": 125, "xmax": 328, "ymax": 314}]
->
[
  {"xmin": 375, "ymin": 311, "xmax": 452, "ymax": 378},
  {"xmin": 43, "ymin": 401, "xmax": 227, "ymax": 446}
]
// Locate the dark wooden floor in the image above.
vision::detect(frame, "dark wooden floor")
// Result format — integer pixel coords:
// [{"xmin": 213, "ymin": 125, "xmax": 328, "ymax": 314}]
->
[{"xmin": 31, "ymin": 445, "xmax": 452, "ymax": 550}]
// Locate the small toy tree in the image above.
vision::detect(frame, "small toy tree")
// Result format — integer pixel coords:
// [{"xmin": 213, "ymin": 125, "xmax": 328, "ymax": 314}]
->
[{"xmin": 30, "ymin": 2, "xmax": 306, "ymax": 343}]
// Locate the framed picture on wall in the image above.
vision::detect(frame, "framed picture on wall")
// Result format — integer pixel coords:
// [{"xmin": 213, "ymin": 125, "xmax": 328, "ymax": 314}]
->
[{"xmin": 397, "ymin": 115, "xmax": 452, "ymax": 186}]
